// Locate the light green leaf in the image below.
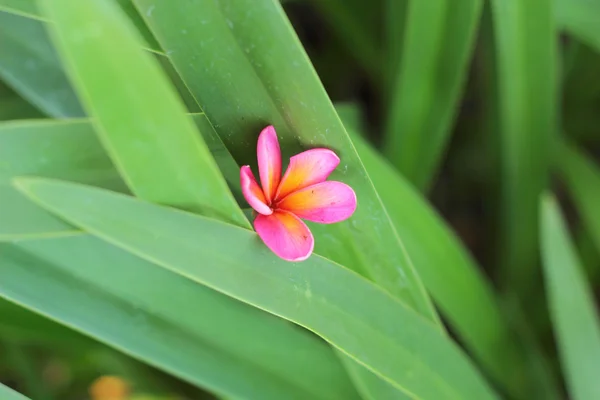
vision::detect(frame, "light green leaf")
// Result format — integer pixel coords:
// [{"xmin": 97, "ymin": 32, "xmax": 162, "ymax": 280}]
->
[
  {"xmin": 39, "ymin": 0, "xmax": 249, "ymax": 228},
  {"xmin": 489, "ymin": 0, "xmax": 558, "ymax": 289},
  {"xmin": 0, "ymin": 0, "xmax": 161, "ymax": 51},
  {"xmin": 0, "ymin": 119, "xmax": 125, "ymax": 240},
  {"xmin": 0, "ymin": 11, "xmax": 84, "ymax": 117},
  {"xmin": 16, "ymin": 178, "xmax": 499, "ymax": 400},
  {"xmin": 340, "ymin": 358, "xmax": 410, "ymax": 400},
  {"xmin": 384, "ymin": 0, "xmax": 483, "ymax": 190},
  {"xmin": 351, "ymin": 132, "xmax": 529, "ymax": 398},
  {"xmin": 558, "ymin": 142, "xmax": 600, "ymax": 265},
  {"xmin": 0, "ymin": 383, "xmax": 29, "ymax": 400},
  {"xmin": 0, "ymin": 0, "xmax": 38, "ymax": 20},
  {"xmin": 0, "ymin": 235, "xmax": 360, "ymax": 400},
  {"xmin": 0, "ymin": 116, "xmax": 244, "ymax": 240},
  {"xmin": 540, "ymin": 194, "xmax": 600, "ymax": 400},
  {"xmin": 134, "ymin": 0, "xmax": 439, "ymax": 324},
  {"xmin": 555, "ymin": 0, "xmax": 600, "ymax": 52}
]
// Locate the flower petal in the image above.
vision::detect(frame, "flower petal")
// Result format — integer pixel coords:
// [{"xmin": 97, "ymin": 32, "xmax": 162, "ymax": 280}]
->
[
  {"xmin": 275, "ymin": 148, "xmax": 340, "ymax": 201},
  {"xmin": 240, "ymin": 166, "xmax": 272, "ymax": 215},
  {"xmin": 257, "ymin": 125, "xmax": 281, "ymax": 203},
  {"xmin": 254, "ymin": 210, "xmax": 314, "ymax": 261},
  {"xmin": 277, "ymin": 181, "xmax": 357, "ymax": 224}
]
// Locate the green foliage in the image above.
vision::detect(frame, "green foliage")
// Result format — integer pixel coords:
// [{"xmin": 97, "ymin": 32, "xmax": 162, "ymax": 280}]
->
[
  {"xmin": 540, "ymin": 195, "xmax": 600, "ymax": 400},
  {"xmin": 0, "ymin": 0, "xmax": 599, "ymax": 399}
]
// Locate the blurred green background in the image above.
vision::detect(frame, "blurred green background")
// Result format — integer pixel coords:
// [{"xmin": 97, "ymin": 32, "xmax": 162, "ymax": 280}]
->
[{"xmin": 1, "ymin": 0, "xmax": 600, "ymax": 399}]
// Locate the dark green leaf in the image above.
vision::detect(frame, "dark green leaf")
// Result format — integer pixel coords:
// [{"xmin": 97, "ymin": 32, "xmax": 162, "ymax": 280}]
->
[
  {"xmin": 489, "ymin": 0, "xmax": 558, "ymax": 289},
  {"xmin": 558, "ymin": 142, "xmax": 600, "ymax": 266},
  {"xmin": 384, "ymin": 0, "xmax": 483, "ymax": 190}
]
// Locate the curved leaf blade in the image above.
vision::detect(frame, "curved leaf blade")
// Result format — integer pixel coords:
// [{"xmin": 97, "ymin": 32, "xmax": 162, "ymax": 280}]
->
[
  {"xmin": 16, "ymin": 178, "xmax": 498, "ymax": 400},
  {"xmin": 351, "ymin": 132, "xmax": 530, "ymax": 398},
  {"xmin": 0, "ymin": 235, "xmax": 359, "ymax": 400},
  {"xmin": 39, "ymin": 0, "xmax": 248, "ymax": 228},
  {"xmin": 540, "ymin": 194, "xmax": 600, "ymax": 400},
  {"xmin": 133, "ymin": 0, "xmax": 438, "ymax": 325},
  {"xmin": 0, "ymin": 119, "xmax": 125, "ymax": 240},
  {"xmin": 0, "ymin": 0, "xmax": 161, "ymax": 51}
]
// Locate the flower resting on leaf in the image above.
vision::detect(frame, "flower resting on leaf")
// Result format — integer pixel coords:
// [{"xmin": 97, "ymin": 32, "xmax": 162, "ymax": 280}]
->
[{"xmin": 240, "ymin": 125, "xmax": 357, "ymax": 262}]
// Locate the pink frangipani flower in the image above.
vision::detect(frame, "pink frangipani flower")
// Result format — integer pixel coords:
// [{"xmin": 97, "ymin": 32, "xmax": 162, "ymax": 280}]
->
[{"xmin": 240, "ymin": 125, "xmax": 357, "ymax": 261}]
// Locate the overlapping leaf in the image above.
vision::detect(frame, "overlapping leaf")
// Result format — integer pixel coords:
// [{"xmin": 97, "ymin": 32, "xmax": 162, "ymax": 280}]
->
[
  {"xmin": 489, "ymin": 0, "xmax": 558, "ymax": 290},
  {"xmin": 540, "ymin": 194, "xmax": 600, "ymax": 400},
  {"xmin": 384, "ymin": 0, "xmax": 482, "ymax": 190},
  {"xmin": 39, "ymin": 0, "xmax": 248, "ymax": 228},
  {"xmin": 0, "ymin": 235, "xmax": 359, "ymax": 400},
  {"xmin": 16, "ymin": 178, "xmax": 498, "ymax": 400}
]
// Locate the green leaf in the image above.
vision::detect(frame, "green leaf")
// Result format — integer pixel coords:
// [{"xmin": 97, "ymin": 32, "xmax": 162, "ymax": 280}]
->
[
  {"xmin": 0, "ymin": 383, "xmax": 30, "ymax": 400},
  {"xmin": 489, "ymin": 0, "xmax": 558, "ymax": 288},
  {"xmin": 0, "ymin": 0, "xmax": 161, "ymax": 51},
  {"xmin": 133, "ymin": 0, "xmax": 439, "ymax": 324},
  {"xmin": 0, "ymin": 11, "xmax": 85, "ymax": 117},
  {"xmin": 0, "ymin": 116, "xmax": 243, "ymax": 240},
  {"xmin": 16, "ymin": 178, "xmax": 499, "ymax": 400},
  {"xmin": 0, "ymin": 234, "xmax": 360, "ymax": 400},
  {"xmin": 306, "ymin": 0, "xmax": 383, "ymax": 86},
  {"xmin": 1, "ymin": 340, "xmax": 52, "ymax": 400},
  {"xmin": 39, "ymin": 0, "xmax": 249, "ymax": 228},
  {"xmin": 555, "ymin": 0, "xmax": 600, "ymax": 52},
  {"xmin": 340, "ymin": 358, "xmax": 410, "ymax": 400},
  {"xmin": 558, "ymin": 142, "xmax": 600, "ymax": 265},
  {"xmin": 540, "ymin": 194, "xmax": 600, "ymax": 400},
  {"xmin": 0, "ymin": 298, "xmax": 90, "ymax": 348},
  {"xmin": 350, "ymin": 132, "xmax": 530, "ymax": 398},
  {"xmin": 0, "ymin": 0, "xmax": 38, "ymax": 20},
  {"xmin": 384, "ymin": 0, "xmax": 483, "ymax": 190},
  {"xmin": 0, "ymin": 120, "xmax": 125, "ymax": 240},
  {"xmin": 0, "ymin": 83, "xmax": 43, "ymax": 121},
  {"xmin": 0, "ymin": 119, "xmax": 240, "ymax": 241}
]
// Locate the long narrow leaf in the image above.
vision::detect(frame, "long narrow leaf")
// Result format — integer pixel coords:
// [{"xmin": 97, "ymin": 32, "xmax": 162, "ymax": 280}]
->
[
  {"xmin": 351, "ymin": 132, "xmax": 529, "ymax": 398},
  {"xmin": 0, "ymin": 115, "xmax": 244, "ymax": 240},
  {"xmin": 16, "ymin": 178, "xmax": 498, "ymax": 400},
  {"xmin": 0, "ymin": 12, "xmax": 84, "ymax": 117},
  {"xmin": 0, "ymin": 235, "xmax": 359, "ymax": 400},
  {"xmin": 540, "ymin": 194, "xmax": 600, "ymax": 400},
  {"xmin": 384, "ymin": 0, "xmax": 482, "ymax": 190},
  {"xmin": 39, "ymin": 0, "xmax": 249, "ymax": 228},
  {"xmin": 0, "ymin": 383, "xmax": 29, "ymax": 400},
  {"xmin": 558, "ymin": 143, "xmax": 600, "ymax": 261},
  {"xmin": 0, "ymin": 120, "xmax": 124, "ymax": 240},
  {"xmin": 0, "ymin": 0, "xmax": 161, "ymax": 51},
  {"xmin": 489, "ymin": 0, "xmax": 558, "ymax": 288},
  {"xmin": 134, "ymin": 0, "xmax": 439, "ymax": 324}
]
